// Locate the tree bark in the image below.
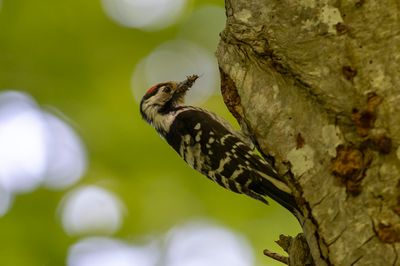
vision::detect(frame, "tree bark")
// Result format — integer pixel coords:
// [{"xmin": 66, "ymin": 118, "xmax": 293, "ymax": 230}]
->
[{"xmin": 216, "ymin": 0, "xmax": 400, "ymax": 265}]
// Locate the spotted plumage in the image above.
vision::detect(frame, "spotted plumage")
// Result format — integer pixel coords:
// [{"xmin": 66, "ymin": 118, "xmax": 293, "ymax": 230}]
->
[{"xmin": 140, "ymin": 75, "xmax": 301, "ymax": 217}]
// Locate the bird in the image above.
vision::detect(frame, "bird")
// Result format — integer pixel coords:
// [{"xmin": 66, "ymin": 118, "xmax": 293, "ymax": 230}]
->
[{"xmin": 140, "ymin": 75, "xmax": 301, "ymax": 218}]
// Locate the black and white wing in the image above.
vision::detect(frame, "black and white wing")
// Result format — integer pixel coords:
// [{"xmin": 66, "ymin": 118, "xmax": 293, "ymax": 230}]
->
[{"xmin": 165, "ymin": 108, "xmax": 299, "ymax": 214}]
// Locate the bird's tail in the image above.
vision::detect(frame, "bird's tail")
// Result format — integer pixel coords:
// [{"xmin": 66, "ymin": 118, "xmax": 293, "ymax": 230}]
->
[{"xmin": 250, "ymin": 176, "xmax": 304, "ymax": 224}]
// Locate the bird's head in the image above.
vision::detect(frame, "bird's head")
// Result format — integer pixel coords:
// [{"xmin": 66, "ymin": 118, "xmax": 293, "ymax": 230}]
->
[
  {"xmin": 140, "ymin": 75, "xmax": 198, "ymax": 124},
  {"xmin": 140, "ymin": 75, "xmax": 199, "ymax": 122}
]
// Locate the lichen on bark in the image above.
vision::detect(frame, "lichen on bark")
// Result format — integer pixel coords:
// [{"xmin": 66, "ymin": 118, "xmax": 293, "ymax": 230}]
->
[{"xmin": 216, "ymin": 0, "xmax": 400, "ymax": 265}]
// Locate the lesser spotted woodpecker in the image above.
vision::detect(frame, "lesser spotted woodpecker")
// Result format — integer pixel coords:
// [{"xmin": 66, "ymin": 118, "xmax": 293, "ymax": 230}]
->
[{"xmin": 140, "ymin": 75, "xmax": 301, "ymax": 217}]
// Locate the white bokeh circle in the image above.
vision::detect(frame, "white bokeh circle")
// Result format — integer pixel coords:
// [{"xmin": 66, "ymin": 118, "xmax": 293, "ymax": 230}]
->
[
  {"xmin": 68, "ymin": 237, "xmax": 158, "ymax": 266},
  {"xmin": 42, "ymin": 112, "xmax": 86, "ymax": 189},
  {"xmin": 0, "ymin": 91, "xmax": 48, "ymax": 193},
  {"xmin": 164, "ymin": 222, "xmax": 254, "ymax": 266},
  {"xmin": 101, "ymin": 0, "xmax": 186, "ymax": 31},
  {"xmin": 132, "ymin": 40, "xmax": 219, "ymax": 106},
  {"xmin": 59, "ymin": 185, "xmax": 125, "ymax": 236},
  {"xmin": 0, "ymin": 90, "xmax": 87, "ymax": 196}
]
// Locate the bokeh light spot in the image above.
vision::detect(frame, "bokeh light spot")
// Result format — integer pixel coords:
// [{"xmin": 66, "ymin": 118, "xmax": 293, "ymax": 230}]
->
[
  {"xmin": 68, "ymin": 237, "xmax": 158, "ymax": 266},
  {"xmin": 59, "ymin": 186, "xmax": 125, "ymax": 236},
  {"xmin": 164, "ymin": 222, "xmax": 254, "ymax": 266},
  {"xmin": 0, "ymin": 91, "xmax": 47, "ymax": 193},
  {"xmin": 132, "ymin": 40, "xmax": 219, "ymax": 106},
  {"xmin": 42, "ymin": 112, "xmax": 86, "ymax": 189},
  {"xmin": 101, "ymin": 0, "xmax": 186, "ymax": 31},
  {"xmin": 0, "ymin": 91, "xmax": 86, "ymax": 198},
  {"xmin": 67, "ymin": 222, "xmax": 254, "ymax": 266}
]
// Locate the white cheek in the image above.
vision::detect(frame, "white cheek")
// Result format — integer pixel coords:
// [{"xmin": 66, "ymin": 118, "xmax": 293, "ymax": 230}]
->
[{"xmin": 143, "ymin": 100, "xmax": 183, "ymax": 134}]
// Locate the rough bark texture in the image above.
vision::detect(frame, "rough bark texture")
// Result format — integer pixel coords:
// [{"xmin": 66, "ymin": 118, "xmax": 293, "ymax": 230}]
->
[{"xmin": 216, "ymin": 1, "xmax": 400, "ymax": 265}]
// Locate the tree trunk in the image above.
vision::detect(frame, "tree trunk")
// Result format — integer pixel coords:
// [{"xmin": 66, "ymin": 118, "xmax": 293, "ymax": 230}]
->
[{"xmin": 216, "ymin": 0, "xmax": 400, "ymax": 265}]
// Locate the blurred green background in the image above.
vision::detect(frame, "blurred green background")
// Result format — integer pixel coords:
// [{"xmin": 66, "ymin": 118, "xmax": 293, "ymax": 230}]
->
[{"xmin": 0, "ymin": 0, "xmax": 300, "ymax": 265}]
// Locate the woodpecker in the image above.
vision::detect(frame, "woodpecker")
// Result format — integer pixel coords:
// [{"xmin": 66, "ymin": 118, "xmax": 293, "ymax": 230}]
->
[{"xmin": 140, "ymin": 75, "xmax": 301, "ymax": 217}]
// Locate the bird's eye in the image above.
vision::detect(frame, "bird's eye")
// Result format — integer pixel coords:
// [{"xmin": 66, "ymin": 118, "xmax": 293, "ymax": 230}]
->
[{"xmin": 163, "ymin": 86, "xmax": 172, "ymax": 93}]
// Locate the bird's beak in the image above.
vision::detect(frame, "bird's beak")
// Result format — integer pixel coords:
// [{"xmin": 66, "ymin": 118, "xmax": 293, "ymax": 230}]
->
[
  {"xmin": 175, "ymin": 74, "xmax": 199, "ymax": 95},
  {"xmin": 170, "ymin": 74, "xmax": 199, "ymax": 104}
]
